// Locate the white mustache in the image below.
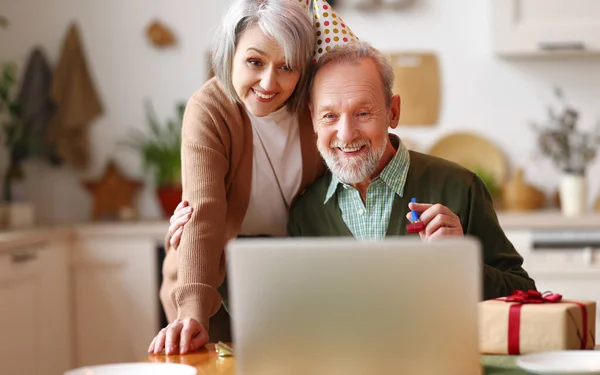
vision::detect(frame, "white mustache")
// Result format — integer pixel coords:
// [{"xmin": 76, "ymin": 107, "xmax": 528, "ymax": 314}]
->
[{"xmin": 329, "ymin": 139, "xmax": 371, "ymax": 149}]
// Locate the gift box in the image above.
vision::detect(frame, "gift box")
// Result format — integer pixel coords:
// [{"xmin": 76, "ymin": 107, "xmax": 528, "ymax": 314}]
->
[{"xmin": 478, "ymin": 290, "xmax": 596, "ymax": 354}]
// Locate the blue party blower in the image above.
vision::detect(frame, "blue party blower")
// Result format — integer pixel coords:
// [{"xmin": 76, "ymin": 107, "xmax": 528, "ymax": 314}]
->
[{"xmin": 406, "ymin": 197, "xmax": 425, "ymax": 233}]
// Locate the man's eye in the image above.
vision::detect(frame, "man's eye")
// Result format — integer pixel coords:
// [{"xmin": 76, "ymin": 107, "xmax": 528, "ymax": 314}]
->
[
  {"xmin": 358, "ymin": 111, "xmax": 369, "ymax": 117},
  {"xmin": 324, "ymin": 114, "xmax": 336, "ymax": 119}
]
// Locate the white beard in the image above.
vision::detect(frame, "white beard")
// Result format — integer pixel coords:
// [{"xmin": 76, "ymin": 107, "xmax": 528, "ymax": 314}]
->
[{"xmin": 319, "ymin": 134, "xmax": 388, "ymax": 184}]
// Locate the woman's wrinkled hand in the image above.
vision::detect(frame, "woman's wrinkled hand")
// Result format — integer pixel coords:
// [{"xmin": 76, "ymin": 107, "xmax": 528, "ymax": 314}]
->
[
  {"xmin": 148, "ymin": 317, "xmax": 209, "ymax": 355},
  {"xmin": 168, "ymin": 200, "xmax": 193, "ymax": 251}
]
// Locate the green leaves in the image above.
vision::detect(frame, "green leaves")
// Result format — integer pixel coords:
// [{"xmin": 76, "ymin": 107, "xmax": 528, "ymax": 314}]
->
[
  {"xmin": 472, "ymin": 166, "xmax": 500, "ymax": 200},
  {"xmin": 531, "ymin": 87, "xmax": 600, "ymax": 175},
  {"xmin": 0, "ymin": 62, "xmax": 26, "ymax": 157},
  {"xmin": 0, "ymin": 61, "xmax": 28, "ymax": 202},
  {"xmin": 0, "ymin": 62, "xmax": 18, "ymax": 115},
  {"xmin": 122, "ymin": 101, "xmax": 184, "ymax": 188}
]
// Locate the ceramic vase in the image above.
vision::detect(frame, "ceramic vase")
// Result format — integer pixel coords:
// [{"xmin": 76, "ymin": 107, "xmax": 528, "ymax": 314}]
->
[{"xmin": 559, "ymin": 172, "xmax": 587, "ymax": 216}]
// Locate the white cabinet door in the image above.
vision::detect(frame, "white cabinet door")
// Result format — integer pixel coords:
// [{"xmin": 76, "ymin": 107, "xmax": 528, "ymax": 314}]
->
[
  {"xmin": 42, "ymin": 237, "xmax": 74, "ymax": 374},
  {"xmin": 0, "ymin": 246, "xmax": 39, "ymax": 375},
  {"xmin": 504, "ymin": 230, "xmax": 534, "ymax": 271},
  {"xmin": 72, "ymin": 234, "xmax": 160, "ymax": 367},
  {"xmin": 492, "ymin": 0, "xmax": 600, "ymax": 55},
  {"xmin": 504, "ymin": 230, "xmax": 532, "ymax": 254},
  {"xmin": 504, "ymin": 229, "xmax": 600, "ymax": 337},
  {"xmin": 0, "ymin": 238, "xmax": 72, "ymax": 375}
]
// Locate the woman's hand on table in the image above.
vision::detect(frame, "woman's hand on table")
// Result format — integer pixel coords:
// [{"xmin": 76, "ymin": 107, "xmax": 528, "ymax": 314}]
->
[
  {"xmin": 148, "ymin": 317, "xmax": 209, "ymax": 355},
  {"xmin": 168, "ymin": 200, "xmax": 193, "ymax": 251}
]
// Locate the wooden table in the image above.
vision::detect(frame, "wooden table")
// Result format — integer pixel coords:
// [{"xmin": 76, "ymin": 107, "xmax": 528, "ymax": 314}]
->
[
  {"xmin": 147, "ymin": 343, "xmax": 235, "ymax": 374},
  {"xmin": 146, "ymin": 344, "xmax": 600, "ymax": 374}
]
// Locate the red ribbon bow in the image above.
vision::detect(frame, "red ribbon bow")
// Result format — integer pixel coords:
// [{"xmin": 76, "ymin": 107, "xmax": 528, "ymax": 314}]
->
[
  {"xmin": 505, "ymin": 289, "xmax": 563, "ymax": 304},
  {"xmin": 501, "ymin": 290, "xmax": 588, "ymax": 354}
]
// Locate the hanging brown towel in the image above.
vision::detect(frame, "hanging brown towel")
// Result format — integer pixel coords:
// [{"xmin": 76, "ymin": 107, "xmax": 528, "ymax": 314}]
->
[{"xmin": 48, "ymin": 22, "xmax": 103, "ymax": 169}]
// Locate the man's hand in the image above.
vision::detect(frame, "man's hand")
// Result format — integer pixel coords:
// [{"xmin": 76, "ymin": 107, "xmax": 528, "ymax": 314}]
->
[
  {"xmin": 148, "ymin": 317, "xmax": 209, "ymax": 355},
  {"xmin": 406, "ymin": 202, "xmax": 464, "ymax": 241}
]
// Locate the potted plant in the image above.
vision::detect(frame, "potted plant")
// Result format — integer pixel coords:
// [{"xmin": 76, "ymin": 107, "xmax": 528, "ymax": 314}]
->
[
  {"xmin": 531, "ymin": 87, "xmax": 600, "ymax": 216},
  {"xmin": 0, "ymin": 61, "xmax": 28, "ymax": 203},
  {"xmin": 124, "ymin": 101, "xmax": 185, "ymax": 218},
  {"xmin": 472, "ymin": 166, "xmax": 501, "ymax": 205}
]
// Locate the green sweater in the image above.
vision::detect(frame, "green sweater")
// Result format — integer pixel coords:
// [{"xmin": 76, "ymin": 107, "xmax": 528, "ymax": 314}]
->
[{"xmin": 287, "ymin": 150, "xmax": 536, "ymax": 300}]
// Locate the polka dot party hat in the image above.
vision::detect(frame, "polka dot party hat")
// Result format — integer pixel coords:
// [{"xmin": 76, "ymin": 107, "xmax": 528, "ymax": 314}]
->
[{"xmin": 295, "ymin": 0, "xmax": 359, "ymax": 63}]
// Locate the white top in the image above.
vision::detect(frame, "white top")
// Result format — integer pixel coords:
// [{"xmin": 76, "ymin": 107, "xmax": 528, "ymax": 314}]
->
[{"xmin": 239, "ymin": 106, "xmax": 303, "ymax": 237}]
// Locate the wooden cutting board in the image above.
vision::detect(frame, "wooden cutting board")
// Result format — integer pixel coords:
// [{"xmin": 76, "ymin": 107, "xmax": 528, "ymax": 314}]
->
[{"xmin": 389, "ymin": 52, "xmax": 440, "ymax": 126}]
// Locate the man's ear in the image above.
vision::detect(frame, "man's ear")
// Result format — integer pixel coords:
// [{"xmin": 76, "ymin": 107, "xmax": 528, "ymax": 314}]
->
[{"xmin": 388, "ymin": 95, "xmax": 401, "ymax": 130}]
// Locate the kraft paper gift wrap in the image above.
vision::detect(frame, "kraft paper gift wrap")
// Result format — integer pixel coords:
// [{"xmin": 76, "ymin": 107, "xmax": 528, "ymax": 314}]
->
[{"xmin": 478, "ymin": 291, "xmax": 596, "ymax": 355}]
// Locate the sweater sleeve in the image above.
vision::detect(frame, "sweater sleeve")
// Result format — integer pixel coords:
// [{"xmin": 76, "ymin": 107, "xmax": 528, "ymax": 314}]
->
[
  {"xmin": 171, "ymin": 92, "xmax": 231, "ymax": 330},
  {"xmin": 465, "ymin": 175, "xmax": 537, "ymax": 299}
]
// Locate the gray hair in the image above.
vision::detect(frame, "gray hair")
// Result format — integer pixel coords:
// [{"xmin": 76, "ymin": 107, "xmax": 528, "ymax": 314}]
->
[
  {"xmin": 309, "ymin": 41, "xmax": 395, "ymax": 108},
  {"xmin": 212, "ymin": 0, "xmax": 316, "ymax": 116}
]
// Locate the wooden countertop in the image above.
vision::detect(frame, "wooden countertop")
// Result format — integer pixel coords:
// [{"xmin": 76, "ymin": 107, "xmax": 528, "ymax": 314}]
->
[
  {"xmin": 146, "ymin": 344, "xmax": 600, "ymax": 375},
  {"xmin": 147, "ymin": 343, "xmax": 235, "ymax": 374},
  {"xmin": 0, "ymin": 226, "xmax": 72, "ymax": 253},
  {"xmin": 2, "ymin": 210, "xmax": 600, "ymax": 253},
  {"xmin": 0, "ymin": 221, "xmax": 168, "ymax": 253},
  {"xmin": 497, "ymin": 210, "xmax": 600, "ymax": 230}
]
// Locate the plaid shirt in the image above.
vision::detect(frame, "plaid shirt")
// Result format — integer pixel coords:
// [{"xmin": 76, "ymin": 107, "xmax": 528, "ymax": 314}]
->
[{"xmin": 324, "ymin": 140, "xmax": 410, "ymax": 241}]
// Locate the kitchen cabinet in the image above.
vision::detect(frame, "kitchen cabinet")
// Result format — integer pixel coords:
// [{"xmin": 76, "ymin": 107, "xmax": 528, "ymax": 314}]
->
[
  {"xmin": 491, "ymin": 0, "xmax": 600, "ymax": 56},
  {"xmin": 71, "ymin": 223, "xmax": 165, "ymax": 367},
  {"xmin": 504, "ymin": 227, "xmax": 600, "ymax": 338},
  {"xmin": 1, "ymin": 214, "xmax": 599, "ymax": 372},
  {"xmin": 0, "ymin": 232, "xmax": 72, "ymax": 375}
]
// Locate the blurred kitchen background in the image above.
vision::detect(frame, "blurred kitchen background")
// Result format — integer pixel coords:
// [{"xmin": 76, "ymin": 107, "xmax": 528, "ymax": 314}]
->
[
  {"xmin": 2, "ymin": 0, "xmax": 600, "ymax": 222},
  {"xmin": 1, "ymin": 0, "xmax": 600, "ymax": 374}
]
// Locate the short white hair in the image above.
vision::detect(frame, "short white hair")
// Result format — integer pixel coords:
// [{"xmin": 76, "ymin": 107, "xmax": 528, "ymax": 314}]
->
[
  {"xmin": 309, "ymin": 41, "xmax": 395, "ymax": 108},
  {"xmin": 212, "ymin": 0, "xmax": 316, "ymax": 116}
]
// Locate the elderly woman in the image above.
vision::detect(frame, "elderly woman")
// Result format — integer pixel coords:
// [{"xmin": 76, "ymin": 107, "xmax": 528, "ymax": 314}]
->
[{"xmin": 147, "ymin": 0, "xmax": 324, "ymax": 355}]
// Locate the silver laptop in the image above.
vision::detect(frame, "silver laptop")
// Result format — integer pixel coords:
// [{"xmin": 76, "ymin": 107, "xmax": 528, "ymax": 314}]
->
[{"xmin": 226, "ymin": 237, "xmax": 482, "ymax": 375}]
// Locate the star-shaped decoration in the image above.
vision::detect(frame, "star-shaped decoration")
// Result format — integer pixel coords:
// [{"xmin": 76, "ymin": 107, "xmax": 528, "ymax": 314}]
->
[{"xmin": 82, "ymin": 160, "xmax": 143, "ymax": 221}]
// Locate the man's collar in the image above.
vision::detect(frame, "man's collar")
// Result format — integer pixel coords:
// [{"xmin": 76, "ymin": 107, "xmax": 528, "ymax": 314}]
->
[
  {"xmin": 324, "ymin": 173, "xmax": 344, "ymax": 203},
  {"xmin": 324, "ymin": 133, "xmax": 410, "ymax": 203},
  {"xmin": 378, "ymin": 136, "xmax": 410, "ymax": 197}
]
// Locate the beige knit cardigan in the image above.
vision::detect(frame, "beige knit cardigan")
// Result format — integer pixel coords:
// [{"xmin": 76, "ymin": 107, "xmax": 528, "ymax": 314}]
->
[{"xmin": 160, "ymin": 77, "xmax": 325, "ymax": 329}]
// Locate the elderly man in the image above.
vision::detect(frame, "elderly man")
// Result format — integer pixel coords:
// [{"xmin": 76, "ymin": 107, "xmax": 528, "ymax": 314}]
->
[{"xmin": 287, "ymin": 41, "xmax": 535, "ymax": 299}]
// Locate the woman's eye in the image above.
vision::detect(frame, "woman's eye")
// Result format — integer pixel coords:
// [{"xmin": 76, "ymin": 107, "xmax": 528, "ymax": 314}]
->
[
  {"xmin": 281, "ymin": 65, "xmax": 293, "ymax": 72},
  {"xmin": 358, "ymin": 112, "xmax": 368, "ymax": 117},
  {"xmin": 324, "ymin": 114, "xmax": 336, "ymax": 120},
  {"xmin": 247, "ymin": 59, "xmax": 262, "ymax": 67}
]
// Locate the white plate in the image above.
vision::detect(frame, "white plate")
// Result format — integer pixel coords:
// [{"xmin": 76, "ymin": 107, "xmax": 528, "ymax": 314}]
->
[
  {"xmin": 516, "ymin": 351, "xmax": 600, "ymax": 374},
  {"xmin": 64, "ymin": 363, "xmax": 197, "ymax": 375}
]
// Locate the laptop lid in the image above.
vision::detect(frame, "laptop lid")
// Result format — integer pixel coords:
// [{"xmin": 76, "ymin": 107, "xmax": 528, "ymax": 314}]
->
[{"xmin": 226, "ymin": 237, "xmax": 482, "ymax": 375}]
